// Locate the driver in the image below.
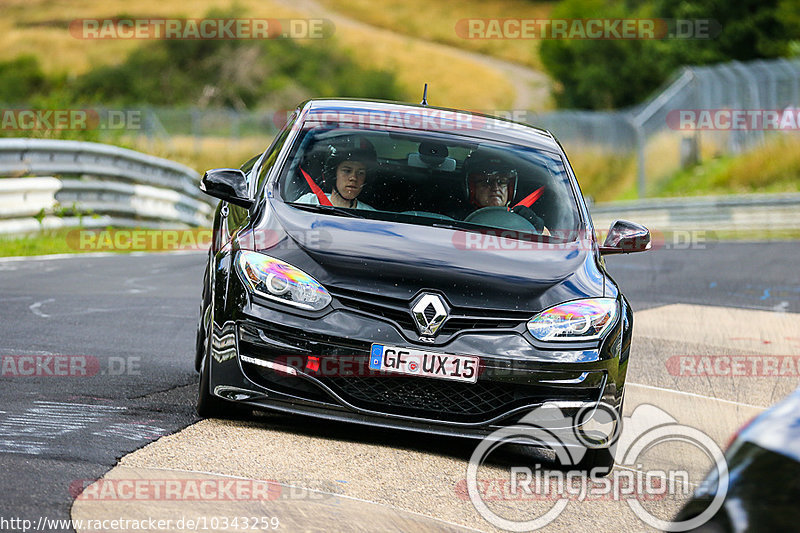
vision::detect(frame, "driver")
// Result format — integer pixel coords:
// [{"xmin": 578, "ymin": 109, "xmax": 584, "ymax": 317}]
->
[
  {"xmin": 464, "ymin": 149, "xmax": 547, "ymax": 233},
  {"xmin": 296, "ymin": 141, "xmax": 377, "ymax": 210},
  {"xmin": 464, "ymin": 150, "xmax": 516, "ymax": 208}
]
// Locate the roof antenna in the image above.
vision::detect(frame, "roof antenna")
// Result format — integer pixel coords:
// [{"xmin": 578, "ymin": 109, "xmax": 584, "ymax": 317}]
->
[{"xmin": 420, "ymin": 83, "xmax": 428, "ymax": 106}]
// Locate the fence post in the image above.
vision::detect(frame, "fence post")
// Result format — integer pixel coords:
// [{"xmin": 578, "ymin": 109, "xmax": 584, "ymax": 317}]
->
[
  {"xmin": 626, "ymin": 115, "xmax": 647, "ymax": 198},
  {"xmin": 192, "ymin": 108, "xmax": 201, "ymax": 155},
  {"xmin": 731, "ymin": 60, "xmax": 764, "ymax": 149}
]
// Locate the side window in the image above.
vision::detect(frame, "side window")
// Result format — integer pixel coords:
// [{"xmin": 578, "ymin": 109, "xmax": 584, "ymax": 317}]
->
[
  {"xmin": 227, "ymin": 200, "xmax": 249, "ymax": 234},
  {"xmin": 240, "ymin": 153, "xmax": 261, "ymax": 174},
  {"xmin": 227, "ymin": 112, "xmax": 299, "ymax": 236},
  {"xmin": 254, "ymin": 112, "xmax": 298, "ymax": 196},
  {"xmin": 225, "ymin": 153, "xmax": 266, "ymax": 236},
  {"xmin": 239, "ymin": 153, "xmax": 262, "ymax": 199}
]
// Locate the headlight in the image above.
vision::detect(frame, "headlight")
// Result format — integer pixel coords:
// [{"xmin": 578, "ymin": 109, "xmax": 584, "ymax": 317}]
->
[
  {"xmin": 236, "ymin": 251, "xmax": 332, "ymax": 311},
  {"xmin": 527, "ymin": 298, "xmax": 618, "ymax": 341}
]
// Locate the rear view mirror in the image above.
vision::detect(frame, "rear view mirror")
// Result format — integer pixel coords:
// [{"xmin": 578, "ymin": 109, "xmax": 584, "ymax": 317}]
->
[
  {"xmin": 600, "ymin": 220, "xmax": 651, "ymax": 255},
  {"xmin": 199, "ymin": 168, "xmax": 253, "ymax": 209}
]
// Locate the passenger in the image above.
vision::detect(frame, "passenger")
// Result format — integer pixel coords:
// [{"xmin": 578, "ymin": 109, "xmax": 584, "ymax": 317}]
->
[
  {"xmin": 297, "ymin": 143, "xmax": 377, "ymax": 210},
  {"xmin": 464, "ymin": 150, "xmax": 547, "ymax": 233}
]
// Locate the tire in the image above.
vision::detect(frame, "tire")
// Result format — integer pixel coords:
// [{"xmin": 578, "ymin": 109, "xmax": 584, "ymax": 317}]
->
[
  {"xmin": 195, "ymin": 260, "xmax": 212, "ymax": 372},
  {"xmin": 568, "ymin": 397, "xmax": 623, "ymax": 478},
  {"xmin": 194, "ymin": 312, "xmax": 206, "ymax": 372},
  {"xmin": 196, "ymin": 340, "xmax": 227, "ymax": 418},
  {"xmin": 572, "ymin": 446, "xmax": 615, "ymax": 477}
]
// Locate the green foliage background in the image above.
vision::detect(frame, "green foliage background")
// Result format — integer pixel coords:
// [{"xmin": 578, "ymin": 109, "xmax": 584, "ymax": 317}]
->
[
  {"xmin": 540, "ymin": 0, "xmax": 800, "ymax": 110},
  {"xmin": 0, "ymin": 8, "xmax": 402, "ymax": 114}
]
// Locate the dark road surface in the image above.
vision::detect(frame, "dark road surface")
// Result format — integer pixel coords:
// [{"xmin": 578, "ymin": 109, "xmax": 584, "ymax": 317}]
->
[{"xmin": 0, "ymin": 242, "xmax": 797, "ymax": 530}]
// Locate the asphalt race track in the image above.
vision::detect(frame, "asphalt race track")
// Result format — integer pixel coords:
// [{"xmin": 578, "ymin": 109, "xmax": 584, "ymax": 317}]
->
[{"xmin": 1, "ymin": 242, "xmax": 798, "ymax": 532}]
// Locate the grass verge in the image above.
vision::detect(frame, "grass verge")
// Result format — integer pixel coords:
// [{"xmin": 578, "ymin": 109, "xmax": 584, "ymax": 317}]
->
[
  {"xmin": 1, "ymin": 0, "xmax": 517, "ymax": 110},
  {"xmin": 117, "ymin": 135, "xmax": 272, "ymax": 173},
  {"xmin": 652, "ymin": 135, "xmax": 800, "ymax": 197},
  {"xmin": 569, "ymin": 133, "xmax": 800, "ymax": 202},
  {"xmin": 0, "ymin": 227, "xmax": 214, "ymax": 258},
  {"xmin": 0, "ymin": 228, "xmax": 112, "ymax": 257}
]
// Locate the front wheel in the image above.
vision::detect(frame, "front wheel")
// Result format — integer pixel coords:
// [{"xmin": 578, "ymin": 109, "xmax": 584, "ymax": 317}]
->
[
  {"xmin": 569, "ymin": 395, "xmax": 623, "ymax": 477},
  {"xmin": 571, "ymin": 447, "xmax": 615, "ymax": 477},
  {"xmin": 196, "ymin": 346, "xmax": 227, "ymax": 418}
]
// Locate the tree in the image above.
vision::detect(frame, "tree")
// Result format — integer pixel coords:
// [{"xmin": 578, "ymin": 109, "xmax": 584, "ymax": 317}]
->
[{"xmin": 539, "ymin": 0, "xmax": 800, "ymax": 110}]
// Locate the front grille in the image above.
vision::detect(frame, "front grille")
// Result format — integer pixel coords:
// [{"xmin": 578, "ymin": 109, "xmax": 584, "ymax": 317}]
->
[
  {"xmin": 329, "ymin": 287, "xmax": 532, "ymax": 335},
  {"xmin": 325, "ymin": 376, "xmax": 516, "ymax": 421},
  {"xmin": 237, "ymin": 320, "xmax": 600, "ymax": 424},
  {"xmin": 239, "ymin": 321, "xmax": 371, "ymax": 355},
  {"xmin": 317, "ymin": 360, "xmax": 599, "ymax": 423}
]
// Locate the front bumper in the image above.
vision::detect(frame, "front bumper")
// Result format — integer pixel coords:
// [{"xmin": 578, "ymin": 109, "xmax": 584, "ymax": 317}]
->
[{"xmin": 207, "ymin": 294, "xmax": 627, "ymax": 441}]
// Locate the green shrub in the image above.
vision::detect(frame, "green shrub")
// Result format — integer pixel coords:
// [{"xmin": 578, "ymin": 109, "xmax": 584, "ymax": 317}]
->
[
  {"xmin": 0, "ymin": 56, "xmax": 50, "ymax": 103},
  {"xmin": 540, "ymin": 0, "xmax": 800, "ymax": 110},
  {"xmin": 70, "ymin": 33, "xmax": 402, "ymax": 108}
]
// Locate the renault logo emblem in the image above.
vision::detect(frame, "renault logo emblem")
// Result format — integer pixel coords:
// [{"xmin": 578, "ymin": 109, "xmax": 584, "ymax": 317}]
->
[{"xmin": 411, "ymin": 293, "xmax": 448, "ymax": 336}]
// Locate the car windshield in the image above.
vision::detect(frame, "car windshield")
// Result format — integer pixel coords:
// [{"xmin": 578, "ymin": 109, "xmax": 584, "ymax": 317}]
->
[{"xmin": 278, "ymin": 123, "xmax": 581, "ymax": 241}]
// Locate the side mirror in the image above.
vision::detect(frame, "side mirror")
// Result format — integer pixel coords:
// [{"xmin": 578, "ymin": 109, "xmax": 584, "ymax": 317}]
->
[
  {"xmin": 600, "ymin": 219, "xmax": 651, "ymax": 255},
  {"xmin": 200, "ymin": 168, "xmax": 253, "ymax": 209}
]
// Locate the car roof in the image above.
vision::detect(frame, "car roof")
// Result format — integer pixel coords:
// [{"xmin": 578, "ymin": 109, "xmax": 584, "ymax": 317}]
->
[{"xmin": 301, "ymin": 98, "xmax": 563, "ymax": 153}]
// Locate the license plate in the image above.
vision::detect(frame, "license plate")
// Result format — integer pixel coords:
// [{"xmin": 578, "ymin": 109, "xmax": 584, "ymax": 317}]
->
[{"xmin": 369, "ymin": 344, "xmax": 479, "ymax": 383}]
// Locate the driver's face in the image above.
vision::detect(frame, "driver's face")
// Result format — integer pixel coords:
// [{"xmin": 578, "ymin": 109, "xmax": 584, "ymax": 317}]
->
[
  {"xmin": 335, "ymin": 160, "xmax": 367, "ymax": 200},
  {"xmin": 472, "ymin": 175, "xmax": 510, "ymax": 207}
]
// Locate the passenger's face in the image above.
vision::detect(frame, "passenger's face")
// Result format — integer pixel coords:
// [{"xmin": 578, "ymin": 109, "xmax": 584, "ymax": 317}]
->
[
  {"xmin": 472, "ymin": 175, "xmax": 510, "ymax": 207},
  {"xmin": 336, "ymin": 160, "xmax": 367, "ymax": 200}
]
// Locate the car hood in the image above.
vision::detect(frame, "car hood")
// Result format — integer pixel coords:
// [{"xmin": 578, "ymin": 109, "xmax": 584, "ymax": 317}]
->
[{"xmin": 243, "ymin": 201, "xmax": 605, "ymax": 312}]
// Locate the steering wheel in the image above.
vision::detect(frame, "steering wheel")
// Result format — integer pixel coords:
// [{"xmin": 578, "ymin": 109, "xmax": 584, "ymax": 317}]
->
[{"xmin": 464, "ymin": 207, "xmax": 538, "ymax": 232}]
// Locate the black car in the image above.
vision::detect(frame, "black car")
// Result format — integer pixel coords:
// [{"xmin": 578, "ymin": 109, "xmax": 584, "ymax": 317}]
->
[
  {"xmin": 674, "ymin": 386, "xmax": 800, "ymax": 532},
  {"xmin": 195, "ymin": 99, "xmax": 650, "ymax": 471}
]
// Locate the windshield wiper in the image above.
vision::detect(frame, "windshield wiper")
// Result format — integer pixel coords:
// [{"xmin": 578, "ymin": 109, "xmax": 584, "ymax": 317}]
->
[{"xmin": 288, "ymin": 202, "xmax": 365, "ymax": 218}]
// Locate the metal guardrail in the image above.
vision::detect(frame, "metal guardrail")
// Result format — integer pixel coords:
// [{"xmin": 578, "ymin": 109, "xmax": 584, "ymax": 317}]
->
[
  {"xmin": 590, "ymin": 192, "xmax": 800, "ymax": 233},
  {"xmin": 0, "ymin": 139, "xmax": 213, "ymax": 234}
]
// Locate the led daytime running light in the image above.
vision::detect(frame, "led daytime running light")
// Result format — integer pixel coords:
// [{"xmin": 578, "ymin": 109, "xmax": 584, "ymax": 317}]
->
[
  {"xmin": 527, "ymin": 298, "xmax": 618, "ymax": 341},
  {"xmin": 237, "ymin": 251, "xmax": 331, "ymax": 311}
]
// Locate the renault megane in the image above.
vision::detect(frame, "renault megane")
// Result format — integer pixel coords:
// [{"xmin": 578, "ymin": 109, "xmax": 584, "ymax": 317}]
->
[{"xmin": 195, "ymin": 99, "xmax": 650, "ymax": 472}]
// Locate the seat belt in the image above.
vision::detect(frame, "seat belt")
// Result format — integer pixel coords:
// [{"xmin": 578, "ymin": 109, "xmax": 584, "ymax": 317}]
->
[
  {"xmin": 299, "ymin": 167, "xmax": 333, "ymax": 206},
  {"xmin": 513, "ymin": 186, "xmax": 545, "ymax": 209}
]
